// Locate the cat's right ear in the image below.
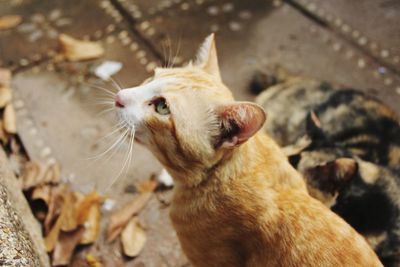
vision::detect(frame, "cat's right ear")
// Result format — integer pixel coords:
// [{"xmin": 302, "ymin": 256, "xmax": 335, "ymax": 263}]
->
[
  {"xmin": 194, "ymin": 33, "xmax": 222, "ymax": 82},
  {"xmin": 215, "ymin": 102, "xmax": 266, "ymax": 149}
]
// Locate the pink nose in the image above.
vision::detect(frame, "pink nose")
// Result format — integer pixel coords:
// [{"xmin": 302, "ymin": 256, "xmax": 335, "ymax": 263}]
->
[{"xmin": 115, "ymin": 94, "xmax": 125, "ymax": 108}]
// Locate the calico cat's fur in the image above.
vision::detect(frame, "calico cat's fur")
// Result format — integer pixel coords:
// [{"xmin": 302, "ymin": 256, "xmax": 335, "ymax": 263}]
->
[
  {"xmin": 254, "ymin": 72, "xmax": 400, "ymax": 266},
  {"xmin": 114, "ymin": 34, "xmax": 382, "ymax": 266},
  {"xmin": 295, "ymin": 148, "xmax": 400, "ymax": 267},
  {"xmin": 255, "ymin": 75, "xmax": 400, "ymax": 168}
]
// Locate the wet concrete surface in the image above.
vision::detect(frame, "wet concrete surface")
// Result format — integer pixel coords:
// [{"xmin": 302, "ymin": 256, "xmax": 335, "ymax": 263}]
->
[{"xmin": 1, "ymin": 0, "xmax": 400, "ymax": 266}]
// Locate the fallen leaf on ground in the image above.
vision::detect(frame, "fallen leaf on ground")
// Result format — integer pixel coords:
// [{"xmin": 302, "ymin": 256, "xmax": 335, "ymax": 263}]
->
[
  {"xmin": 43, "ymin": 162, "xmax": 61, "ymax": 185},
  {"xmin": 76, "ymin": 192, "xmax": 102, "ymax": 224},
  {"xmin": 31, "ymin": 185, "xmax": 52, "ymax": 222},
  {"xmin": 0, "ymin": 87, "xmax": 11, "ymax": 107},
  {"xmin": 85, "ymin": 254, "xmax": 102, "ymax": 267},
  {"xmin": 32, "ymin": 184, "xmax": 52, "ymax": 203},
  {"xmin": 107, "ymin": 192, "xmax": 152, "ymax": 242},
  {"xmin": 3, "ymin": 103, "xmax": 16, "ymax": 134},
  {"xmin": 72, "ymin": 191, "xmax": 102, "ymax": 245},
  {"xmin": 0, "ymin": 120, "xmax": 9, "ymax": 143},
  {"xmin": 60, "ymin": 191, "xmax": 79, "ymax": 232},
  {"xmin": 0, "ymin": 68, "xmax": 11, "ymax": 87},
  {"xmin": 52, "ymin": 227, "xmax": 84, "ymax": 266},
  {"xmin": 136, "ymin": 179, "xmax": 158, "ymax": 193},
  {"xmin": 20, "ymin": 161, "xmax": 61, "ymax": 190},
  {"xmin": 20, "ymin": 161, "xmax": 48, "ymax": 190},
  {"xmin": 121, "ymin": 217, "xmax": 146, "ymax": 257},
  {"xmin": 0, "ymin": 15, "xmax": 22, "ymax": 30},
  {"xmin": 59, "ymin": 34, "xmax": 104, "ymax": 61},
  {"xmin": 44, "ymin": 209, "xmax": 64, "ymax": 252},
  {"xmin": 79, "ymin": 200, "xmax": 101, "ymax": 245},
  {"xmin": 45, "ymin": 185, "xmax": 66, "ymax": 235}
]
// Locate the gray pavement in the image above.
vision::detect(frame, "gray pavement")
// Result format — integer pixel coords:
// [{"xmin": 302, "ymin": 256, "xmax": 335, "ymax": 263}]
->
[{"xmin": 1, "ymin": 0, "xmax": 399, "ymax": 266}]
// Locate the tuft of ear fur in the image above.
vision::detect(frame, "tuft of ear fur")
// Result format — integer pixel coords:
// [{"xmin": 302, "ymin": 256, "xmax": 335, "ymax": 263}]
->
[
  {"xmin": 194, "ymin": 33, "xmax": 221, "ymax": 81},
  {"xmin": 216, "ymin": 102, "xmax": 266, "ymax": 149}
]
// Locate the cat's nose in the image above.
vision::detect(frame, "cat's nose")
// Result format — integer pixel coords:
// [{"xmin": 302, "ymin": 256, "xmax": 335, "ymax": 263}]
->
[{"xmin": 115, "ymin": 94, "xmax": 125, "ymax": 108}]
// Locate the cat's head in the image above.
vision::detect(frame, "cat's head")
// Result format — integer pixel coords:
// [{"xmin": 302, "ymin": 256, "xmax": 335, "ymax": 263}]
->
[
  {"xmin": 293, "ymin": 147, "xmax": 391, "ymax": 207},
  {"xmin": 114, "ymin": 34, "xmax": 266, "ymax": 185}
]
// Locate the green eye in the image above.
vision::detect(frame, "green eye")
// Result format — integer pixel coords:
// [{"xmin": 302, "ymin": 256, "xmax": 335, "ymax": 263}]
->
[{"xmin": 155, "ymin": 98, "xmax": 170, "ymax": 115}]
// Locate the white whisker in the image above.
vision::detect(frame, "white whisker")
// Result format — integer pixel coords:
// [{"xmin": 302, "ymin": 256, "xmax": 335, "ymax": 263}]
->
[
  {"xmin": 86, "ymin": 128, "xmax": 129, "ymax": 160},
  {"xmin": 81, "ymin": 82, "xmax": 117, "ymax": 96},
  {"xmin": 96, "ymin": 122, "xmax": 127, "ymax": 142},
  {"xmin": 167, "ymin": 35, "xmax": 173, "ymax": 68},
  {"xmin": 96, "ymin": 107, "xmax": 116, "ymax": 117},
  {"xmin": 88, "ymin": 101, "xmax": 115, "ymax": 107},
  {"xmin": 109, "ymin": 76, "xmax": 123, "ymax": 91},
  {"xmin": 172, "ymin": 36, "xmax": 182, "ymax": 67},
  {"xmin": 105, "ymin": 127, "xmax": 135, "ymax": 191}
]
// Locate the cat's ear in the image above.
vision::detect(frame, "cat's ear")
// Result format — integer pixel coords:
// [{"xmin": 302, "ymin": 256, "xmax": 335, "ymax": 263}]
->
[
  {"xmin": 305, "ymin": 158, "xmax": 357, "ymax": 189},
  {"xmin": 332, "ymin": 158, "xmax": 358, "ymax": 182},
  {"xmin": 216, "ymin": 102, "xmax": 266, "ymax": 149},
  {"xmin": 194, "ymin": 33, "xmax": 222, "ymax": 81}
]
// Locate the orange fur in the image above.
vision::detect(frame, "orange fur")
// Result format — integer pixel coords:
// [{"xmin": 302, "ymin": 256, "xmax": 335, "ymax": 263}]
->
[
  {"xmin": 170, "ymin": 134, "xmax": 381, "ymax": 266},
  {"xmin": 116, "ymin": 34, "xmax": 382, "ymax": 266}
]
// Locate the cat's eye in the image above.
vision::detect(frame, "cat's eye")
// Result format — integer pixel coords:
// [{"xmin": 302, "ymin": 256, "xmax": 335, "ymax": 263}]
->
[{"xmin": 154, "ymin": 98, "xmax": 170, "ymax": 115}]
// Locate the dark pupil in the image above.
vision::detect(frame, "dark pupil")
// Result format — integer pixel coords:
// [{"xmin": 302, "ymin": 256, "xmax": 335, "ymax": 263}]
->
[{"xmin": 159, "ymin": 100, "xmax": 166, "ymax": 108}]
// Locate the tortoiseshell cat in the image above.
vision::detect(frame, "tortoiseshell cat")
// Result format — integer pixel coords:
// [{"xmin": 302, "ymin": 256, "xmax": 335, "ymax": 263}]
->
[
  {"xmin": 254, "ymin": 72, "xmax": 400, "ymax": 266},
  {"xmin": 255, "ymin": 74, "xmax": 400, "ymax": 167},
  {"xmin": 114, "ymin": 35, "xmax": 381, "ymax": 266}
]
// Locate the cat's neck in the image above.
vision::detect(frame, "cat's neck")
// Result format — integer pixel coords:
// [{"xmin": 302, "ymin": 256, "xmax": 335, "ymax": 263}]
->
[{"xmin": 171, "ymin": 133, "xmax": 306, "ymax": 192}]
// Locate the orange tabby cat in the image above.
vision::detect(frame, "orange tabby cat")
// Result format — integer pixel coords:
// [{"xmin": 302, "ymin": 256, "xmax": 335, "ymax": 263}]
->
[{"xmin": 114, "ymin": 34, "xmax": 382, "ymax": 267}]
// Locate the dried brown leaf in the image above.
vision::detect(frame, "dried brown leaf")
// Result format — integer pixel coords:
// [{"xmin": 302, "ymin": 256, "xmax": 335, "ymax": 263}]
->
[
  {"xmin": 76, "ymin": 191, "xmax": 102, "ymax": 224},
  {"xmin": 59, "ymin": 34, "xmax": 104, "ymax": 61},
  {"xmin": 43, "ymin": 162, "xmax": 61, "ymax": 185},
  {"xmin": 45, "ymin": 187, "xmax": 80, "ymax": 252},
  {"xmin": 31, "ymin": 185, "xmax": 52, "ymax": 222},
  {"xmin": 60, "ymin": 191, "xmax": 79, "ymax": 232},
  {"xmin": 3, "ymin": 103, "xmax": 16, "ymax": 134},
  {"xmin": 85, "ymin": 254, "xmax": 102, "ymax": 267},
  {"xmin": 52, "ymin": 227, "xmax": 84, "ymax": 266},
  {"xmin": 0, "ymin": 15, "xmax": 21, "ymax": 30},
  {"xmin": 121, "ymin": 217, "xmax": 146, "ymax": 257},
  {"xmin": 44, "ymin": 209, "xmax": 63, "ymax": 252},
  {"xmin": 32, "ymin": 184, "xmax": 52, "ymax": 202},
  {"xmin": 20, "ymin": 161, "xmax": 47, "ymax": 190},
  {"xmin": 0, "ymin": 120, "xmax": 9, "ymax": 144},
  {"xmin": 0, "ymin": 87, "xmax": 11, "ymax": 108},
  {"xmin": 20, "ymin": 161, "xmax": 61, "ymax": 190},
  {"xmin": 0, "ymin": 68, "xmax": 11, "ymax": 87},
  {"xmin": 79, "ymin": 201, "xmax": 101, "ymax": 245},
  {"xmin": 136, "ymin": 179, "xmax": 158, "ymax": 193},
  {"xmin": 45, "ymin": 185, "xmax": 67, "ymax": 235},
  {"xmin": 107, "ymin": 192, "xmax": 152, "ymax": 242}
]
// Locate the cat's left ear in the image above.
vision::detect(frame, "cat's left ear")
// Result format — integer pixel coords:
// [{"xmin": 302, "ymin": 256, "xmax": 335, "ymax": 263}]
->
[
  {"xmin": 216, "ymin": 102, "xmax": 266, "ymax": 149},
  {"xmin": 194, "ymin": 33, "xmax": 222, "ymax": 81}
]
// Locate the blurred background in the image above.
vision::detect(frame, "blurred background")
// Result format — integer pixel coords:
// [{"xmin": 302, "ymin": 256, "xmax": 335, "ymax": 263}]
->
[{"xmin": 0, "ymin": 0, "xmax": 399, "ymax": 266}]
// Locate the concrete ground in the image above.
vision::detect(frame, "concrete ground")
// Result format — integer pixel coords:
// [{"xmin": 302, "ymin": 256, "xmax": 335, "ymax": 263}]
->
[{"xmin": 1, "ymin": 0, "xmax": 399, "ymax": 266}]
